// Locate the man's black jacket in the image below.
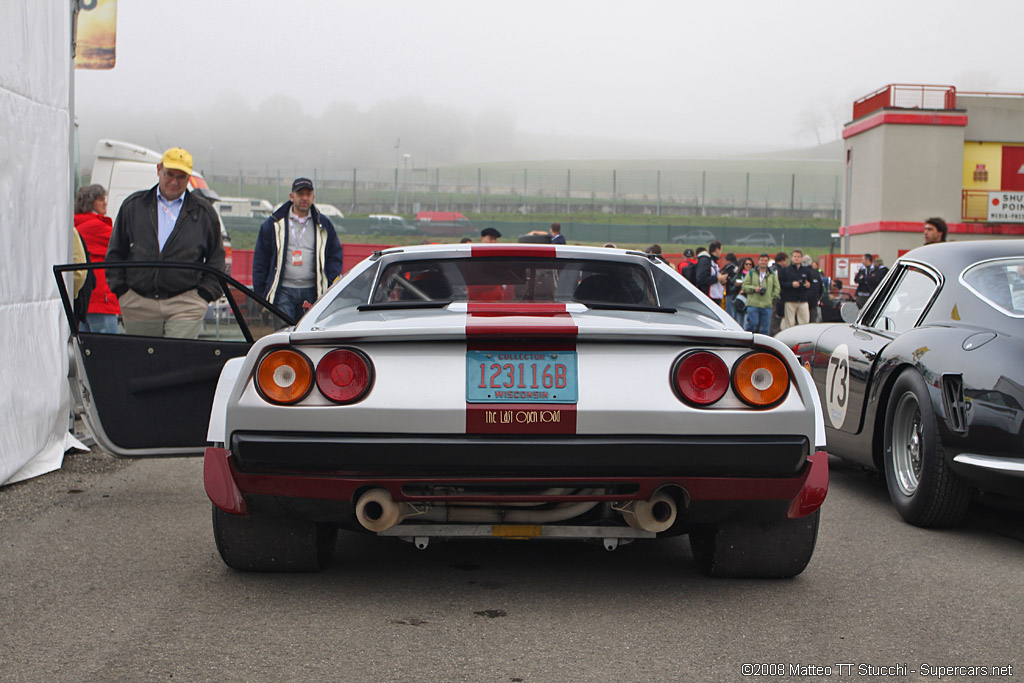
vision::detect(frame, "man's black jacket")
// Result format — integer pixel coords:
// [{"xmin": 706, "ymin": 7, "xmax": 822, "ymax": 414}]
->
[{"xmin": 105, "ymin": 186, "xmax": 225, "ymax": 302}]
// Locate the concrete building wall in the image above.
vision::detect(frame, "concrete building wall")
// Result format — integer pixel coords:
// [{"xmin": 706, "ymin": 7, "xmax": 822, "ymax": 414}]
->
[
  {"xmin": 845, "ymin": 126, "xmax": 884, "ymax": 227},
  {"xmin": 845, "ymin": 115, "xmax": 964, "ymax": 226},
  {"xmin": 878, "ymin": 122, "xmax": 964, "ymax": 222},
  {"xmin": 960, "ymin": 96, "xmax": 1024, "ymax": 142}
]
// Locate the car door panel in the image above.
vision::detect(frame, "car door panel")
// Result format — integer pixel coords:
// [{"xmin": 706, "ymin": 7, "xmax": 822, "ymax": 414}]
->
[
  {"xmin": 56, "ymin": 261, "xmax": 293, "ymax": 458},
  {"xmin": 76, "ymin": 332, "xmax": 250, "ymax": 453},
  {"xmin": 815, "ymin": 325, "xmax": 888, "ymax": 438}
]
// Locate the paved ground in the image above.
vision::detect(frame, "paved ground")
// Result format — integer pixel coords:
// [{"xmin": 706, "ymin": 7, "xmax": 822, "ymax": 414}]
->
[{"xmin": 1, "ymin": 451, "xmax": 1021, "ymax": 682}]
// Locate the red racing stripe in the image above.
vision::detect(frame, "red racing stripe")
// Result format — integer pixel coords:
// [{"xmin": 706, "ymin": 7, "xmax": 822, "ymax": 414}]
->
[
  {"xmin": 470, "ymin": 245, "xmax": 558, "ymax": 258},
  {"xmin": 465, "ymin": 301, "xmax": 578, "ymax": 434},
  {"xmin": 466, "ymin": 302, "xmax": 578, "ymax": 339}
]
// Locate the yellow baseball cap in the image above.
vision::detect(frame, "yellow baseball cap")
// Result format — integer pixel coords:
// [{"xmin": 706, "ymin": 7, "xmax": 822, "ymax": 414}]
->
[{"xmin": 160, "ymin": 147, "xmax": 193, "ymax": 175}]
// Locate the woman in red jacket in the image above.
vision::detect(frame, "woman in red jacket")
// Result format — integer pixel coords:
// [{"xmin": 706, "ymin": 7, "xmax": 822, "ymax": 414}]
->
[{"xmin": 73, "ymin": 184, "xmax": 121, "ymax": 333}]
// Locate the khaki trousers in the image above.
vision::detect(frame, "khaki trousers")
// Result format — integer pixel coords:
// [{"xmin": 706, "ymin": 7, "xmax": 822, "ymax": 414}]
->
[
  {"xmin": 119, "ymin": 288, "xmax": 209, "ymax": 339},
  {"xmin": 781, "ymin": 301, "xmax": 809, "ymax": 331}
]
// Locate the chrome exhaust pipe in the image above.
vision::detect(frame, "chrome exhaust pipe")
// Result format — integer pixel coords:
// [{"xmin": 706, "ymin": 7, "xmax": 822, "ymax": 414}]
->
[
  {"xmin": 616, "ymin": 490, "xmax": 678, "ymax": 533},
  {"xmin": 355, "ymin": 488, "xmax": 415, "ymax": 532}
]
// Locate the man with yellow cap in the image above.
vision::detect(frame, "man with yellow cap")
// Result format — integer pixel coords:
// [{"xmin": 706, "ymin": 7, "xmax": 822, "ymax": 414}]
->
[{"xmin": 105, "ymin": 147, "xmax": 225, "ymax": 338}]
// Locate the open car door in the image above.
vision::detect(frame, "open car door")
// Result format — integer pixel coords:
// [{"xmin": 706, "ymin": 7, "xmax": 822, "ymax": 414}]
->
[{"xmin": 54, "ymin": 261, "xmax": 294, "ymax": 457}]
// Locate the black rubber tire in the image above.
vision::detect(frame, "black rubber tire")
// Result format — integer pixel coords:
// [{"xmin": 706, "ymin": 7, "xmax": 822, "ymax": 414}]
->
[
  {"xmin": 882, "ymin": 370, "xmax": 972, "ymax": 527},
  {"xmin": 212, "ymin": 505, "xmax": 337, "ymax": 572},
  {"xmin": 689, "ymin": 509, "xmax": 820, "ymax": 578}
]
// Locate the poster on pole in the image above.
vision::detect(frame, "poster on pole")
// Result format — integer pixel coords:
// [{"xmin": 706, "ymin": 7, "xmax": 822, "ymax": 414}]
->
[
  {"xmin": 74, "ymin": 0, "xmax": 117, "ymax": 70},
  {"xmin": 987, "ymin": 192, "xmax": 1024, "ymax": 223}
]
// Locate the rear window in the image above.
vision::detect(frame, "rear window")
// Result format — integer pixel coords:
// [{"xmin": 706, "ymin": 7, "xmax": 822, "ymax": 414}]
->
[
  {"xmin": 370, "ymin": 257, "xmax": 657, "ymax": 306},
  {"xmin": 962, "ymin": 258, "xmax": 1024, "ymax": 316}
]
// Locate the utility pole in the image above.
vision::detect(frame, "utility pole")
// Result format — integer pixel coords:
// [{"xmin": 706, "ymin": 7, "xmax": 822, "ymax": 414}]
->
[
  {"xmin": 612, "ymin": 170, "xmax": 617, "ymax": 214},
  {"xmin": 523, "ymin": 169, "xmax": 528, "ymax": 214},
  {"xmin": 701, "ymin": 171, "xmax": 706, "ymax": 217},
  {"xmin": 566, "ymin": 169, "xmax": 571, "ymax": 214},
  {"xmin": 745, "ymin": 172, "xmax": 750, "ymax": 218},
  {"xmin": 656, "ymin": 170, "xmax": 661, "ymax": 217},
  {"xmin": 393, "ymin": 138, "xmax": 400, "ymax": 213}
]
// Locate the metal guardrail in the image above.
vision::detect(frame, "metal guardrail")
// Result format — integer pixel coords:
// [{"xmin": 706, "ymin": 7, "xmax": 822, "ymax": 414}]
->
[{"xmin": 853, "ymin": 84, "xmax": 957, "ymax": 121}]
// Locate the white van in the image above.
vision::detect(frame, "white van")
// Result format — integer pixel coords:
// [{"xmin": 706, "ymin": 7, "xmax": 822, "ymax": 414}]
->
[
  {"xmin": 214, "ymin": 196, "xmax": 274, "ymax": 219},
  {"xmin": 315, "ymin": 202, "xmax": 344, "ymax": 219},
  {"xmin": 89, "ymin": 139, "xmax": 232, "ymax": 273}
]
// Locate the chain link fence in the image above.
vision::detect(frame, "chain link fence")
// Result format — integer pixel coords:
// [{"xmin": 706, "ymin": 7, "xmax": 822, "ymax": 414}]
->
[{"xmin": 210, "ymin": 166, "xmax": 842, "ymax": 220}]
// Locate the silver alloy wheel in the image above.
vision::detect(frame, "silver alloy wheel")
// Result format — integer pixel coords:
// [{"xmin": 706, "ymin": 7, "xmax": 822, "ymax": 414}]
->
[{"xmin": 891, "ymin": 392, "xmax": 924, "ymax": 496}]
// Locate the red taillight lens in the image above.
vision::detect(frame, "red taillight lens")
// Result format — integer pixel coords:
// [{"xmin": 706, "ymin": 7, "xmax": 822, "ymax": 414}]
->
[
  {"xmin": 316, "ymin": 348, "xmax": 373, "ymax": 404},
  {"xmin": 255, "ymin": 349, "xmax": 314, "ymax": 404},
  {"xmin": 672, "ymin": 351, "xmax": 729, "ymax": 406}
]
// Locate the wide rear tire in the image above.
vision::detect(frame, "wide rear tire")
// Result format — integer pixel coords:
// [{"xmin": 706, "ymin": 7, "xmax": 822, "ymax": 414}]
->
[
  {"xmin": 689, "ymin": 510, "xmax": 820, "ymax": 578},
  {"xmin": 882, "ymin": 370, "xmax": 972, "ymax": 527},
  {"xmin": 212, "ymin": 505, "xmax": 337, "ymax": 572}
]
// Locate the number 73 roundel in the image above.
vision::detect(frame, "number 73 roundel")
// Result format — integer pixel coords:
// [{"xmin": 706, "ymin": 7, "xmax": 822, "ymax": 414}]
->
[{"xmin": 825, "ymin": 344, "xmax": 850, "ymax": 428}]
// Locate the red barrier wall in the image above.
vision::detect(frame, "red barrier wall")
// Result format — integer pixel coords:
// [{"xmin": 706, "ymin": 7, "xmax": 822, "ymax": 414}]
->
[{"xmin": 232, "ymin": 243, "xmax": 397, "ymax": 288}]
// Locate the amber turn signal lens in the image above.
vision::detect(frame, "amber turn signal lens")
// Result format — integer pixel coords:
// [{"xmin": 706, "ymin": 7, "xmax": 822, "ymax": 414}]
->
[
  {"xmin": 316, "ymin": 348, "xmax": 373, "ymax": 404},
  {"xmin": 255, "ymin": 349, "xmax": 314, "ymax": 404},
  {"xmin": 732, "ymin": 352, "xmax": 789, "ymax": 407}
]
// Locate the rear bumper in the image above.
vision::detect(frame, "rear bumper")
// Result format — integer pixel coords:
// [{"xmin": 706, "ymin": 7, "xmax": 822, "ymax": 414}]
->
[
  {"xmin": 229, "ymin": 432, "xmax": 811, "ymax": 478},
  {"xmin": 205, "ymin": 441, "xmax": 829, "ymax": 525}
]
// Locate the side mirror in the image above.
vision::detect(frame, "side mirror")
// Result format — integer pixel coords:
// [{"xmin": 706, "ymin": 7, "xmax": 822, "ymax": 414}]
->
[{"xmin": 840, "ymin": 302, "xmax": 859, "ymax": 324}]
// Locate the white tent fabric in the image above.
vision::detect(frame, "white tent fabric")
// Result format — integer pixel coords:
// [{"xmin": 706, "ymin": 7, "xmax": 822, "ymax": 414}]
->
[{"xmin": 0, "ymin": 2, "xmax": 73, "ymax": 485}]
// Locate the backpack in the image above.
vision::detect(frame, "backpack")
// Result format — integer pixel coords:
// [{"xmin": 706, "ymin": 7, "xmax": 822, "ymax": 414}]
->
[{"xmin": 680, "ymin": 261, "xmax": 697, "ymax": 286}]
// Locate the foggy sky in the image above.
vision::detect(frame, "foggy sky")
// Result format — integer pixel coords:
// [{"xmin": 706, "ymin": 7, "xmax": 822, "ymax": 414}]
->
[{"xmin": 75, "ymin": 0, "xmax": 1023, "ymax": 165}]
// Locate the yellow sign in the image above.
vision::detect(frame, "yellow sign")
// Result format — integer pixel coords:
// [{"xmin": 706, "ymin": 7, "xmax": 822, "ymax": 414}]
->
[{"xmin": 75, "ymin": 0, "xmax": 117, "ymax": 70}]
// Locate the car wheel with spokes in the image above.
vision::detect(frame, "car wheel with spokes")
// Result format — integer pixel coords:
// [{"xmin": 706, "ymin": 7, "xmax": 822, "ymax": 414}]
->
[
  {"xmin": 212, "ymin": 505, "xmax": 337, "ymax": 572},
  {"xmin": 882, "ymin": 370, "xmax": 972, "ymax": 527}
]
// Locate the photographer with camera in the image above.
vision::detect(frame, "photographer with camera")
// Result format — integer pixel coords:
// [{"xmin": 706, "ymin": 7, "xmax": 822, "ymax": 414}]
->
[{"xmin": 740, "ymin": 253, "xmax": 779, "ymax": 334}]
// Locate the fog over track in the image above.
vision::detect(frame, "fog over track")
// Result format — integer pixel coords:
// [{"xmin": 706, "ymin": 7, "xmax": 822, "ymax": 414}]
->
[{"xmin": 74, "ymin": 1, "xmax": 1022, "ymax": 171}]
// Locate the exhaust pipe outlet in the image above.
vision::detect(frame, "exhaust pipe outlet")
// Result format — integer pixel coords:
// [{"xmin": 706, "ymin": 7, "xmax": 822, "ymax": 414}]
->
[
  {"xmin": 355, "ymin": 488, "xmax": 413, "ymax": 532},
  {"xmin": 619, "ymin": 490, "xmax": 678, "ymax": 533}
]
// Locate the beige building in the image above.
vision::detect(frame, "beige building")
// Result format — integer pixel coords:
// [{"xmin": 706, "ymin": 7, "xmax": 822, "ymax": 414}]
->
[{"xmin": 841, "ymin": 85, "xmax": 1024, "ymax": 264}]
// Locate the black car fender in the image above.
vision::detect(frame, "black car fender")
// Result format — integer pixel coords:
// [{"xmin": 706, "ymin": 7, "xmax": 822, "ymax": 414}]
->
[{"xmin": 862, "ymin": 325, "xmax": 978, "ymax": 469}]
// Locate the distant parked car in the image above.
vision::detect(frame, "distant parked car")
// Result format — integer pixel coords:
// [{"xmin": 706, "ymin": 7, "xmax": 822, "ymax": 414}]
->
[
  {"xmin": 316, "ymin": 203, "xmax": 345, "ymax": 219},
  {"xmin": 735, "ymin": 233, "xmax": 777, "ymax": 247},
  {"xmin": 416, "ymin": 211, "xmax": 474, "ymax": 237},
  {"xmin": 368, "ymin": 214, "xmax": 416, "ymax": 232},
  {"xmin": 671, "ymin": 230, "xmax": 716, "ymax": 244}
]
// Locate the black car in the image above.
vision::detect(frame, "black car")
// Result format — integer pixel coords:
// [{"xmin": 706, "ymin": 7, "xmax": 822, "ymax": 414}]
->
[{"xmin": 777, "ymin": 240, "xmax": 1024, "ymax": 527}]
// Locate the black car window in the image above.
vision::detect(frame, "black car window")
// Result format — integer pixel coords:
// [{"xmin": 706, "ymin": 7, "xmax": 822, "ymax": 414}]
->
[
  {"xmin": 962, "ymin": 258, "xmax": 1024, "ymax": 317},
  {"xmin": 864, "ymin": 266, "xmax": 937, "ymax": 333},
  {"xmin": 651, "ymin": 267, "xmax": 722, "ymax": 319},
  {"xmin": 368, "ymin": 257, "xmax": 657, "ymax": 306},
  {"xmin": 314, "ymin": 264, "xmax": 377, "ymax": 320}
]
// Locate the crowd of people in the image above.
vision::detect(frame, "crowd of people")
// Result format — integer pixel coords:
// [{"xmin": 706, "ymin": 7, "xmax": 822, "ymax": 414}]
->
[{"xmin": 659, "ymin": 242, "xmax": 894, "ymax": 336}]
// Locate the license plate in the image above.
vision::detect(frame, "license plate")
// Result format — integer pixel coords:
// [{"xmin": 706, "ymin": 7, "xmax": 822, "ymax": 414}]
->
[{"xmin": 466, "ymin": 351, "xmax": 578, "ymax": 404}]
